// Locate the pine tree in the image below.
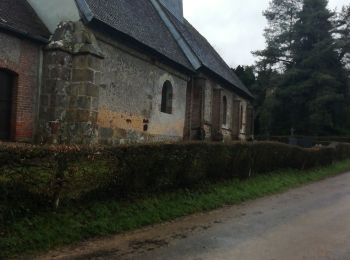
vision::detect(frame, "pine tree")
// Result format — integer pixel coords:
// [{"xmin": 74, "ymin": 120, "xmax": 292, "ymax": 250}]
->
[
  {"xmin": 252, "ymin": 0, "xmax": 303, "ymax": 135},
  {"xmin": 233, "ymin": 66, "xmax": 256, "ymax": 88},
  {"xmin": 253, "ymin": 0, "xmax": 302, "ymax": 70},
  {"xmin": 254, "ymin": 69, "xmax": 282, "ymax": 135},
  {"xmin": 253, "ymin": 0, "xmax": 350, "ymax": 136},
  {"xmin": 334, "ymin": 5, "xmax": 350, "ymax": 69},
  {"xmin": 276, "ymin": 0, "xmax": 350, "ymax": 135}
]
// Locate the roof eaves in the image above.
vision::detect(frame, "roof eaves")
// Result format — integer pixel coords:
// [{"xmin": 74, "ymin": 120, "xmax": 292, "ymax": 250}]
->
[
  {"xmin": 22, "ymin": 0, "xmax": 51, "ymax": 37},
  {"xmin": 183, "ymin": 20, "xmax": 254, "ymax": 98},
  {"xmin": 230, "ymin": 73, "xmax": 254, "ymax": 98},
  {"xmin": 200, "ymin": 66, "xmax": 254, "ymax": 100},
  {"xmin": 0, "ymin": 22, "xmax": 48, "ymax": 43}
]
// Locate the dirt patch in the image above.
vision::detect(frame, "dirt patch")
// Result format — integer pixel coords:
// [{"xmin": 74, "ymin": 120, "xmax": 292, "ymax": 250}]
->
[
  {"xmin": 129, "ymin": 239, "xmax": 169, "ymax": 251},
  {"xmin": 71, "ymin": 249, "xmax": 121, "ymax": 260}
]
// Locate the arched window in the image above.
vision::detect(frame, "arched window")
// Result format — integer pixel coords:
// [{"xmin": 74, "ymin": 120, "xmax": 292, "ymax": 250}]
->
[
  {"xmin": 0, "ymin": 69, "xmax": 14, "ymax": 140},
  {"xmin": 222, "ymin": 96, "xmax": 227, "ymax": 125},
  {"xmin": 161, "ymin": 80, "xmax": 173, "ymax": 114}
]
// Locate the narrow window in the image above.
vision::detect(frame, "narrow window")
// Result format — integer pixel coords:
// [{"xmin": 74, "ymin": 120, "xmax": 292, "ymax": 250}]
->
[
  {"xmin": 161, "ymin": 81, "xmax": 173, "ymax": 114},
  {"xmin": 222, "ymin": 96, "xmax": 227, "ymax": 125},
  {"xmin": 240, "ymin": 104, "xmax": 244, "ymax": 131}
]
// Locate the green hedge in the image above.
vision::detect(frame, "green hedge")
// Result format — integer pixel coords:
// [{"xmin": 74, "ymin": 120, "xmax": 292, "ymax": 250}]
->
[
  {"xmin": 1, "ymin": 141, "xmax": 350, "ymax": 226},
  {"xmin": 255, "ymin": 135, "xmax": 350, "ymax": 144}
]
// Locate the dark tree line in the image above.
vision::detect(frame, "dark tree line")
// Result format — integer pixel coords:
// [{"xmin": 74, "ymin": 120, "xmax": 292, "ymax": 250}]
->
[{"xmin": 234, "ymin": 0, "xmax": 350, "ymax": 136}]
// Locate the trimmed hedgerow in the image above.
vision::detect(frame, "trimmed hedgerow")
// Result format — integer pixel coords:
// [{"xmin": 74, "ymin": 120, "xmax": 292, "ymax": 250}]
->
[
  {"xmin": 1, "ymin": 141, "xmax": 350, "ymax": 226},
  {"xmin": 255, "ymin": 135, "xmax": 350, "ymax": 145}
]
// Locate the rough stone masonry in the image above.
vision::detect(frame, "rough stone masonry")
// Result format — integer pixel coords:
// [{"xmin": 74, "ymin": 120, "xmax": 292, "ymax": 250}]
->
[{"xmin": 0, "ymin": 0, "xmax": 254, "ymax": 144}]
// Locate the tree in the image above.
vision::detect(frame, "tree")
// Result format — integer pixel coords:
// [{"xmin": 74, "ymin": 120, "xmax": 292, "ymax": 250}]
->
[
  {"xmin": 251, "ymin": 0, "xmax": 303, "ymax": 135},
  {"xmin": 253, "ymin": 0, "xmax": 303, "ymax": 70},
  {"xmin": 252, "ymin": 0, "xmax": 350, "ymax": 136},
  {"xmin": 275, "ymin": 0, "xmax": 350, "ymax": 135},
  {"xmin": 254, "ymin": 69, "xmax": 282, "ymax": 135},
  {"xmin": 233, "ymin": 65, "xmax": 256, "ymax": 88},
  {"xmin": 233, "ymin": 66, "xmax": 281, "ymax": 135},
  {"xmin": 334, "ymin": 5, "xmax": 350, "ymax": 69}
]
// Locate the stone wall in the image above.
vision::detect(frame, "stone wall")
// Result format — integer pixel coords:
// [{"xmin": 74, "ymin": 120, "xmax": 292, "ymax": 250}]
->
[
  {"xmin": 197, "ymin": 74, "xmax": 253, "ymax": 142},
  {"xmin": 239, "ymin": 99, "xmax": 248, "ymax": 140},
  {"xmin": 94, "ymin": 32, "xmax": 189, "ymax": 144},
  {"xmin": 0, "ymin": 31, "xmax": 42, "ymax": 142},
  {"xmin": 36, "ymin": 21, "xmax": 253, "ymax": 144}
]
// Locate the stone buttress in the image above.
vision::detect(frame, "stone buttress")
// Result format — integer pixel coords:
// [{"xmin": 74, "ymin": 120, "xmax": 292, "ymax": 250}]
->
[{"xmin": 37, "ymin": 21, "xmax": 104, "ymax": 144}]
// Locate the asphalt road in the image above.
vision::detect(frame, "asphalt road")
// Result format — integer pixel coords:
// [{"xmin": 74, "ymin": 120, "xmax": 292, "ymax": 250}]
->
[{"xmin": 38, "ymin": 172, "xmax": 350, "ymax": 260}]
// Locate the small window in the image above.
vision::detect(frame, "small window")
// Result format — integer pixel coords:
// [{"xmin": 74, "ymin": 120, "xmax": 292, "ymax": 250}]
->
[
  {"xmin": 222, "ymin": 96, "xmax": 227, "ymax": 125},
  {"xmin": 161, "ymin": 81, "xmax": 173, "ymax": 114},
  {"xmin": 240, "ymin": 104, "xmax": 244, "ymax": 131}
]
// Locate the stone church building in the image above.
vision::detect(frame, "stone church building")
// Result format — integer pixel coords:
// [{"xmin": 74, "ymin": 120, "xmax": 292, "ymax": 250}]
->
[{"xmin": 0, "ymin": 0, "xmax": 254, "ymax": 144}]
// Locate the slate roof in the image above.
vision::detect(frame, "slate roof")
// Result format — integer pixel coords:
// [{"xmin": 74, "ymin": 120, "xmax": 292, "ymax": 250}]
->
[
  {"xmin": 79, "ymin": 0, "xmax": 253, "ymax": 98},
  {"xmin": 0, "ymin": 0, "xmax": 49, "ymax": 41},
  {"xmin": 163, "ymin": 7, "xmax": 252, "ymax": 97},
  {"xmin": 84, "ymin": 0, "xmax": 193, "ymax": 70}
]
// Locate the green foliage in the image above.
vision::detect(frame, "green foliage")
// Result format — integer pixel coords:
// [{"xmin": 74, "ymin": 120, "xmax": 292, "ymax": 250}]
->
[
  {"xmin": 276, "ymin": 0, "xmax": 350, "ymax": 135},
  {"xmin": 233, "ymin": 65, "xmax": 256, "ymax": 88},
  {"xmin": 2, "ymin": 141, "xmax": 350, "ymax": 226},
  {"xmin": 334, "ymin": 5, "xmax": 350, "ymax": 72},
  {"xmin": 0, "ymin": 143, "xmax": 113, "ymax": 225},
  {"xmin": 252, "ymin": 0, "xmax": 350, "ymax": 136},
  {"xmin": 253, "ymin": 0, "xmax": 302, "ymax": 70},
  {"xmin": 2, "ymin": 159, "xmax": 350, "ymax": 258},
  {"xmin": 256, "ymin": 135, "xmax": 350, "ymax": 144}
]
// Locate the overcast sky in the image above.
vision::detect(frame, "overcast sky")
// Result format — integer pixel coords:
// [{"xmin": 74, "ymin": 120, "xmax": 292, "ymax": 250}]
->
[{"xmin": 183, "ymin": 0, "xmax": 348, "ymax": 67}]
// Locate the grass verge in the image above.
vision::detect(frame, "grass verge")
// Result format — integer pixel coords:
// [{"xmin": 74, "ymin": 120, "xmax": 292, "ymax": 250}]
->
[{"xmin": 2, "ymin": 159, "xmax": 350, "ymax": 258}]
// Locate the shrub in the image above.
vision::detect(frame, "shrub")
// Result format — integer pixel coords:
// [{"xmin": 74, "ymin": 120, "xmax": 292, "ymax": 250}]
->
[
  {"xmin": 255, "ymin": 135, "xmax": 350, "ymax": 145},
  {"xmin": 1, "ymin": 141, "xmax": 350, "ymax": 226}
]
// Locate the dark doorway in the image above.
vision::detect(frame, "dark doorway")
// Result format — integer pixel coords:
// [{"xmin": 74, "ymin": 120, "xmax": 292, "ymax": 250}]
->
[{"xmin": 0, "ymin": 70, "xmax": 14, "ymax": 140}]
